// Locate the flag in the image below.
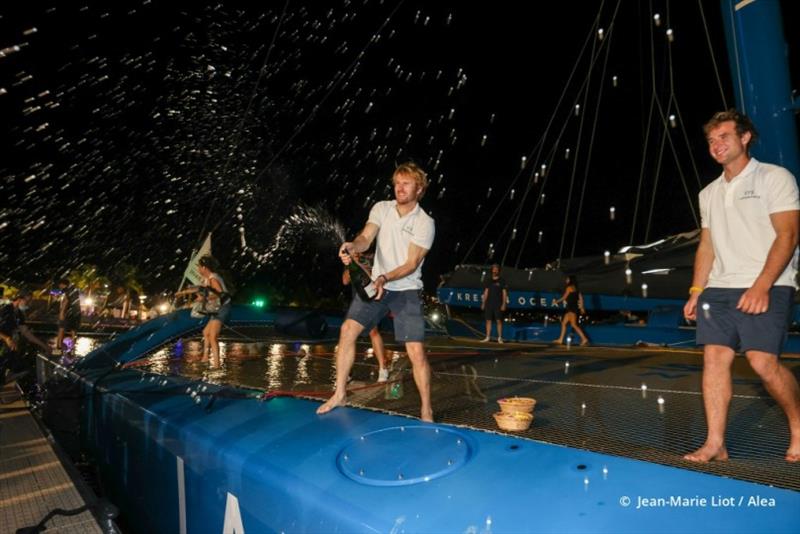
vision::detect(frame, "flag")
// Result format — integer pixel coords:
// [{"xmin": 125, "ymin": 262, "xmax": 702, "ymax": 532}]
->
[{"xmin": 183, "ymin": 233, "xmax": 212, "ymax": 285}]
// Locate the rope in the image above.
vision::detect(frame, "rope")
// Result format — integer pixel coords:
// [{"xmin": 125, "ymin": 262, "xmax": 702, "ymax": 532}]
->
[
  {"xmin": 696, "ymin": 0, "xmax": 728, "ymax": 107},
  {"xmin": 461, "ymin": 3, "xmax": 605, "ymax": 267},
  {"xmin": 569, "ymin": 0, "xmax": 622, "ymax": 258},
  {"xmin": 557, "ymin": 33, "xmax": 596, "ymax": 262},
  {"xmin": 512, "ymin": 5, "xmax": 608, "ymax": 267},
  {"xmin": 644, "ymin": 117, "xmax": 669, "ymax": 242}
]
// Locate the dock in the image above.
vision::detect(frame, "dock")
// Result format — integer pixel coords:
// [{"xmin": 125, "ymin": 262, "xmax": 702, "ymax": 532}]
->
[{"xmin": 1, "ymin": 380, "xmax": 103, "ymax": 534}]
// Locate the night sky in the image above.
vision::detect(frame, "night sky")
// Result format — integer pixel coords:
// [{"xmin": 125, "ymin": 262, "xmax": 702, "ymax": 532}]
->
[{"xmin": 1, "ymin": 1, "xmax": 798, "ymax": 303}]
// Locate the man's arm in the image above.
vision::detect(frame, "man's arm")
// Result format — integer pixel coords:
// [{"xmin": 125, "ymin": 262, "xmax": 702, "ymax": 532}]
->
[
  {"xmin": 339, "ymin": 223, "xmax": 379, "ymax": 261},
  {"xmin": 19, "ymin": 325, "xmax": 51, "ymax": 354},
  {"xmin": 373, "ymin": 242, "xmax": 430, "ymax": 298},
  {"xmin": 684, "ymin": 228, "xmax": 715, "ymax": 321},
  {"xmin": 0, "ymin": 332, "xmax": 16, "ymax": 351},
  {"xmin": 501, "ymin": 288, "xmax": 508, "ymax": 311},
  {"xmin": 737, "ymin": 210, "xmax": 800, "ymax": 314},
  {"xmin": 481, "ymin": 288, "xmax": 488, "ymax": 310}
]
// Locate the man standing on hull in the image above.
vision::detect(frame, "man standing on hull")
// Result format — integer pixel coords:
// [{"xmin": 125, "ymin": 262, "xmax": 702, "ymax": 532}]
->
[
  {"xmin": 317, "ymin": 162, "xmax": 435, "ymax": 421},
  {"xmin": 684, "ymin": 109, "xmax": 800, "ymax": 463}
]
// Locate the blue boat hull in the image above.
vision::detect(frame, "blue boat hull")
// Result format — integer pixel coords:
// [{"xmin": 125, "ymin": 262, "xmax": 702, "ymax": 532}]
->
[{"xmin": 54, "ymin": 306, "xmax": 799, "ymax": 532}]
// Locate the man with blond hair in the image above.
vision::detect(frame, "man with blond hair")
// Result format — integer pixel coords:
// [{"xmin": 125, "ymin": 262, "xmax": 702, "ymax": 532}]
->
[{"xmin": 318, "ymin": 162, "xmax": 436, "ymax": 421}]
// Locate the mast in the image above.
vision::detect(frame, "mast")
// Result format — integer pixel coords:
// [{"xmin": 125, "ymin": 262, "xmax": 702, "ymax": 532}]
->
[{"xmin": 721, "ymin": 0, "xmax": 800, "ymax": 178}]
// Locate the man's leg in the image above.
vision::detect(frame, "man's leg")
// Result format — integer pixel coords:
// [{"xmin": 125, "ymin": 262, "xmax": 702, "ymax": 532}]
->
[
  {"xmin": 406, "ymin": 341, "xmax": 433, "ymax": 422},
  {"xmin": 496, "ymin": 319, "xmax": 503, "ymax": 342},
  {"xmin": 482, "ymin": 320, "xmax": 490, "ymax": 342},
  {"xmin": 56, "ymin": 327, "xmax": 65, "ymax": 351},
  {"xmin": 684, "ymin": 344, "xmax": 734, "ymax": 462},
  {"xmin": 746, "ymin": 351, "xmax": 800, "ymax": 462},
  {"xmin": 370, "ymin": 328, "xmax": 389, "ymax": 382},
  {"xmin": 317, "ymin": 319, "xmax": 364, "ymax": 414}
]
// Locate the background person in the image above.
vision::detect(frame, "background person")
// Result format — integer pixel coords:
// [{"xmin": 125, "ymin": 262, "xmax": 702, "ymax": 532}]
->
[
  {"xmin": 55, "ymin": 278, "xmax": 81, "ymax": 352},
  {"xmin": 480, "ymin": 263, "xmax": 508, "ymax": 343},
  {"xmin": 552, "ymin": 275, "xmax": 589, "ymax": 346},
  {"xmin": 176, "ymin": 255, "xmax": 231, "ymax": 369},
  {"xmin": 0, "ymin": 289, "xmax": 52, "ymax": 383}
]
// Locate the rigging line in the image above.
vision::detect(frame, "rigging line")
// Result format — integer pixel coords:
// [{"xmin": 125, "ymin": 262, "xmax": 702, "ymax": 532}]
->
[
  {"xmin": 629, "ymin": 1, "xmax": 659, "ymax": 245},
  {"xmin": 557, "ymin": 35, "xmax": 598, "ymax": 261},
  {"xmin": 513, "ymin": 77, "xmax": 600, "ymax": 267},
  {"xmin": 515, "ymin": 20, "xmax": 614, "ymax": 266},
  {"xmin": 199, "ymin": 0, "xmax": 292, "ymax": 245},
  {"xmin": 569, "ymin": 0, "xmax": 622, "ymax": 259},
  {"xmin": 653, "ymin": 95, "xmax": 700, "ymax": 229},
  {"xmin": 671, "ymin": 98, "xmax": 703, "ymax": 190},
  {"xmin": 502, "ymin": 138, "xmax": 565, "ymax": 266},
  {"xmin": 458, "ymin": 138, "xmax": 544, "ymax": 265},
  {"xmin": 628, "ymin": 93, "xmax": 656, "ymax": 244},
  {"xmin": 726, "ymin": 0, "xmax": 746, "ymax": 112},
  {"xmin": 644, "ymin": 121, "xmax": 669, "ymax": 243},
  {"xmin": 658, "ymin": 3, "xmax": 700, "ymax": 227},
  {"xmin": 462, "ymin": 3, "xmax": 607, "ymax": 268},
  {"xmin": 697, "ymin": 0, "xmax": 729, "ymax": 109},
  {"xmin": 510, "ymin": 176, "xmax": 539, "ymax": 267},
  {"xmin": 252, "ymin": 0, "xmax": 407, "ymax": 184},
  {"xmin": 473, "ymin": 2, "xmax": 606, "ymax": 267},
  {"xmin": 464, "ymin": 2, "xmax": 606, "ymax": 267}
]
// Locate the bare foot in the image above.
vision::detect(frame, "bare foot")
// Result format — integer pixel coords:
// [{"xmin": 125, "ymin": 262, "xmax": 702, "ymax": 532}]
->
[
  {"xmin": 580, "ymin": 340, "xmax": 589, "ymax": 346},
  {"xmin": 786, "ymin": 442, "xmax": 800, "ymax": 462},
  {"xmin": 420, "ymin": 408, "xmax": 434, "ymax": 422},
  {"xmin": 552, "ymin": 339, "xmax": 563, "ymax": 345},
  {"xmin": 683, "ymin": 444, "xmax": 729, "ymax": 463},
  {"xmin": 316, "ymin": 393, "xmax": 346, "ymax": 415}
]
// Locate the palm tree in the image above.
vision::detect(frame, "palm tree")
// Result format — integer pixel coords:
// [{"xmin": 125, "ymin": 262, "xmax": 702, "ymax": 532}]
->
[
  {"xmin": 67, "ymin": 264, "xmax": 110, "ymax": 301},
  {"xmin": 108, "ymin": 263, "xmax": 145, "ymax": 319}
]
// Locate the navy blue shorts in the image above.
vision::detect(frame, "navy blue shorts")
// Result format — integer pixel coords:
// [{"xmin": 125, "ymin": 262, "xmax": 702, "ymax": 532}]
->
[
  {"xmin": 484, "ymin": 307, "xmax": 503, "ymax": 321},
  {"xmin": 696, "ymin": 286, "xmax": 795, "ymax": 356},
  {"xmin": 346, "ymin": 289, "xmax": 425, "ymax": 343}
]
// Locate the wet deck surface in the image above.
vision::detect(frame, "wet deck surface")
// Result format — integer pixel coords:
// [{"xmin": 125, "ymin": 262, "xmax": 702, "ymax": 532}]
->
[
  {"xmin": 126, "ymin": 331, "xmax": 800, "ymax": 492},
  {"xmin": 0, "ymin": 381, "xmax": 102, "ymax": 534}
]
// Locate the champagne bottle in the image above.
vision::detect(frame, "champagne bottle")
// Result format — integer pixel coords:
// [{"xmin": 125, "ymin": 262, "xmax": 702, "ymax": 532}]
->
[{"xmin": 347, "ymin": 253, "xmax": 378, "ymax": 301}]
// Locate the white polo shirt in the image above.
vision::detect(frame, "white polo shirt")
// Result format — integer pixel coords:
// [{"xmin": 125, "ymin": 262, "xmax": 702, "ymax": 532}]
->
[
  {"xmin": 699, "ymin": 158, "xmax": 799, "ymax": 288},
  {"xmin": 368, "ymin": 200, "xmax": 435, "ymax": 291}
]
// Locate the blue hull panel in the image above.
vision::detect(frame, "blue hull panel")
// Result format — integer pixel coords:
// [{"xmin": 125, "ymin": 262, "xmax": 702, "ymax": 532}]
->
[{"xmin": 79, "ymin": 369, "xmax": 800, "ymax": 533}]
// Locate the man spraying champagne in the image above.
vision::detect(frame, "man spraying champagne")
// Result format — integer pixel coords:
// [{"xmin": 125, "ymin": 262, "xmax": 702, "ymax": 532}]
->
[{"xmin": 317, "ymin": 162, "xmax": 435, "ymax": 421}]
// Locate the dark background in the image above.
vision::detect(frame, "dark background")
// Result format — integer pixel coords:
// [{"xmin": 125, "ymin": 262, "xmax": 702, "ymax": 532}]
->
[{"xmin": 1, "ymin": 1, "xmax": 798, "ymax": 304}]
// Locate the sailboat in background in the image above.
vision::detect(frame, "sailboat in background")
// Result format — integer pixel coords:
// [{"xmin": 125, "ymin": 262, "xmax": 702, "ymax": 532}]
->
[{"xmin": 438, "ymin": 0, "xmax": 800, "ymax": 349}]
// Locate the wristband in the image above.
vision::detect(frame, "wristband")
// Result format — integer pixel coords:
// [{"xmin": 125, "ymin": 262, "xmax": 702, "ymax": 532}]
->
[
  {"xmin": 377, "ymin": 274, "xmax": 388, "ymax": 284},
  {"xmin": 688, "ymin": 286, "xmax": 703, "ymax": 295}
]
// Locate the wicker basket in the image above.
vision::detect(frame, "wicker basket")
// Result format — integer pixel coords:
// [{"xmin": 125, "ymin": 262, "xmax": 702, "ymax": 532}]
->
[
  {"xmin": 493, "ymin": 411, "xmax": 533, "ymax": 431},
  {"xmin": 497, "ymin": 396, "xmax": 537, "ymax": 414}
]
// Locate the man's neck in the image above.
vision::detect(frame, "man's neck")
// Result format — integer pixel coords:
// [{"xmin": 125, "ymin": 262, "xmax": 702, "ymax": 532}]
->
[
  {"xmin": 723, "ymin": 155, "xmax": 751, "ymax": 181},
  {"xmin": 395, "ymin": 200, "xmax": 417, "ymax": 217}
]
